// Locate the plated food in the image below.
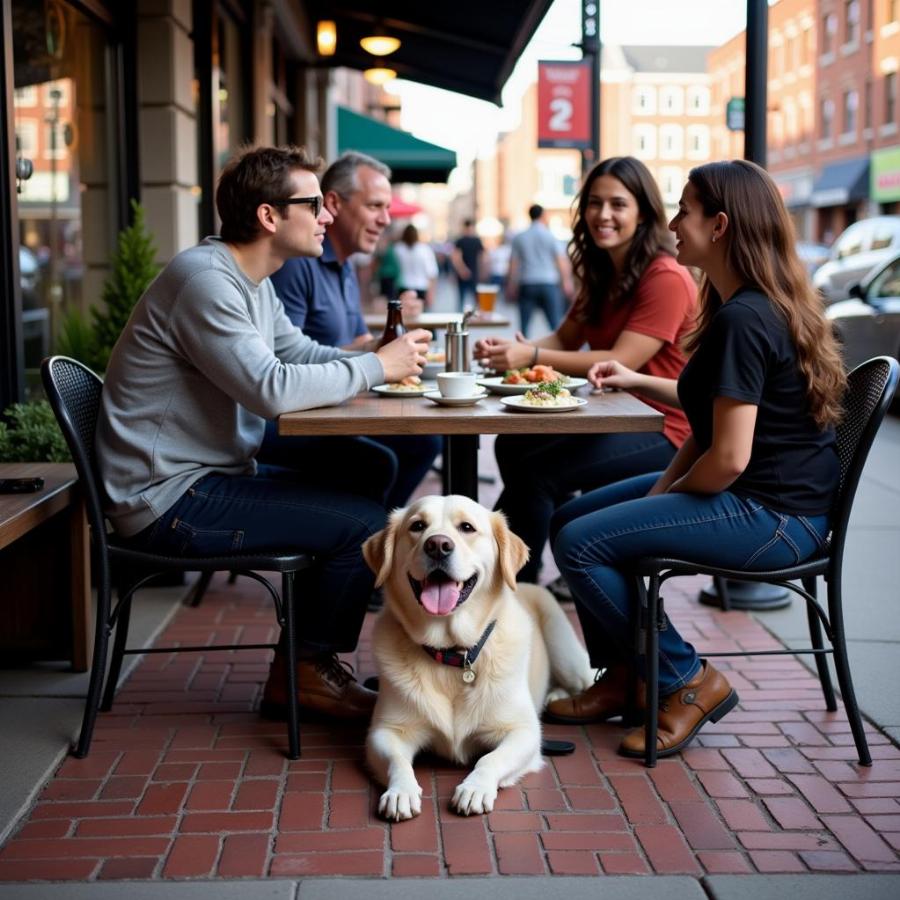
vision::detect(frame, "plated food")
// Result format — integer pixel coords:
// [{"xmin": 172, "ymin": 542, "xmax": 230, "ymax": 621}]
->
[
  {"xmin": 500, "ymin": 380, "xmax": 588, "ymax": 413},
  {"xmin": 501, "ymin": 364, "xmax": 564, "ymax": 384},
  {"xmin": 372, "ymin": 376, "xmax": 436, "ymax": 397},
  {"xmin": 477, "ymin": 374, "xmax": 588, "ymax": 396}
]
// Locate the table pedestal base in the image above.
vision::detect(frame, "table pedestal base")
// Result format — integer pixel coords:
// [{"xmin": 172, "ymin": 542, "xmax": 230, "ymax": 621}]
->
[{"xmin": 699, "ymin": 577, "xmax": 792, "ymax": 611}]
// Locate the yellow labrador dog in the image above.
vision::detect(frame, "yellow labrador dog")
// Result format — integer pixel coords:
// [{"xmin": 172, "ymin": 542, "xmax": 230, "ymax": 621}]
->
[{"xmin": 362, "ymin": 495, "xmax": 592, "ymax": 821}]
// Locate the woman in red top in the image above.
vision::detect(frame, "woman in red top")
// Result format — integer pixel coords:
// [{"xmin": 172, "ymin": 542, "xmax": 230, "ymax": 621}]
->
[{"xmin": 475, "ymin": 157, "xmax": 697, "ymax": 585}]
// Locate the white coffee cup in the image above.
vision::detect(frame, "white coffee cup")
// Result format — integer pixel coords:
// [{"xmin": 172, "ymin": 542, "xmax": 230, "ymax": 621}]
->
[{"xmin": 437, "ymin": 371, "xmax": 477, "ymax": 398}]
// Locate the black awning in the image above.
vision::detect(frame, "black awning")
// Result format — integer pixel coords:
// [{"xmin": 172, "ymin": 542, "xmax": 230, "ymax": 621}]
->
[
  {"xmin": 810, "ymin": 157, "xmax": 870, "ymax": 208},
  {"xmin": 307, "ymin": 2, "xmax": 554, "ymax": 105}
]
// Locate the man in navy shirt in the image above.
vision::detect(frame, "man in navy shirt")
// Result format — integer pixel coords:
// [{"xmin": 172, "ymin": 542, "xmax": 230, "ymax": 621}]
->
[{"xmin": 269, "ymin": 152, "xmax": 440, "ymax": 510}]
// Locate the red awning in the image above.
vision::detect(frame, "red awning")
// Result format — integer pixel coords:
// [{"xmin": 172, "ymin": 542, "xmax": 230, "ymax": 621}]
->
[{"xmin": 389, "ymin": 197, "xmax": 422, "ymax": 218}]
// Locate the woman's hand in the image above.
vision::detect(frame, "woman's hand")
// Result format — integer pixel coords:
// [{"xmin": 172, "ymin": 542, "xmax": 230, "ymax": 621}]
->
[
  {"xmin": 475, "ymin": 332, "xmax": 534, "ymax": 372},
  {"xmin": 587, "ymin": 359, "xmax": 640, "ymax": 391}
]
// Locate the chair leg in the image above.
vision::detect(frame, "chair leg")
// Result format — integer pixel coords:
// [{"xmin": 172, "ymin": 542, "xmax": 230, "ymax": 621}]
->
[
  {"xmin": 713, "ymin": 576, "xmax": 731, "ymax": 611},
  {"xmin": 827, "ymin": 579, "xmax": 871, "ymax": 766},
  {"xmin": 74, "ymin": 581, "xmax": 114, "ymax": 759},
  {"xmin": 101, "ymin": 592, "xmax": 133, "ymax": 711},
  {"xmin": 644, "ymin": 574, "xmax": 661, "ymax": 768},
  {"xmin": 282, "ymin": 571, "xmax": 301, "ymax": 760},
  {"xmin": 802, "ymin": 575, "xmax": 837, "ymax": 712},
  {"xmin": 185, "ymin": 570, "xmax": 215, "ymax": 607}
]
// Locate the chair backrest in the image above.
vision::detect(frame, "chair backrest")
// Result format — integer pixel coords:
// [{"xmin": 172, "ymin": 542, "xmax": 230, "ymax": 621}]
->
[
  {"xmin": 41, "ymin": 356, "xmax": 110, "ymax": 555},
  {"xmin": 830, "ymin": 356, "xmax": 899, "ymax": 557}
]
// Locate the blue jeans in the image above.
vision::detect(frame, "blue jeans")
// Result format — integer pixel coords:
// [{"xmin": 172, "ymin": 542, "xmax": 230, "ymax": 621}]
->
[
  {"xmin": 552, "ymin": 472, "xmax": 830, "ymax": 694},
  {"xmin": 495, "ymin": 431, "xmax": 676, "ymax": 583},
  {"xmin": 457, "ymin": 277, "xmax": 477, "ymax": 310},
  {"xmin": 128, "ymin": 464, "xmax": 386, "ymax": 656},
  {"xmin": 518, "ymin": 283, "xmax": 564, "ymax": 336}
]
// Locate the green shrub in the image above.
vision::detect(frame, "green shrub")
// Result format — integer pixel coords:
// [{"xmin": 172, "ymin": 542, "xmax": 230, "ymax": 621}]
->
[
  {"xmin": 54, "ymin": 307, "xmax": 100, "ymax": 369},
  {"xmin": 52, "ymin": 199, "xmax": 160, "ymax": 372},
  {"xmin": 0, "ymin": 401, "xmax": 70, "ymax": 463}
]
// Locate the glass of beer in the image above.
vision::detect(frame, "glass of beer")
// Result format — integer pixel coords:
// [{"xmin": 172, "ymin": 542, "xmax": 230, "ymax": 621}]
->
[{"xmin": 476, "ymin": 283, "xmax": 499, "ymax": 316}]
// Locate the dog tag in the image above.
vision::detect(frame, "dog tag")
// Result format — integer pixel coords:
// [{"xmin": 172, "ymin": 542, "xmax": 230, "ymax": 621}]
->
[{"xmin": 462, "ymin": 668, "xmax": 476, "ymax": 684}]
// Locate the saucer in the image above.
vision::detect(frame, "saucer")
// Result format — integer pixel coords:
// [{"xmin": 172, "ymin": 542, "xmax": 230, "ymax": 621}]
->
[{"xmin": 423, "ymin": 389, "xmax": 488, "ymax": 407}]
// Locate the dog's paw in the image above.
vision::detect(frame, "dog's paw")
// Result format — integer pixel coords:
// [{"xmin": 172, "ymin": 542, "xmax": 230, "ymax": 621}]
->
[
  {"xmin": 378, "ymin": 783, "xmax": 423, "ymax": 821},
  {"xmin": 451, "ymin": 773, "xmax": 498, "ymax": 816},
  {"xmin": 545, "ymin": 687, "xmax": 569, "ymax": 704}
]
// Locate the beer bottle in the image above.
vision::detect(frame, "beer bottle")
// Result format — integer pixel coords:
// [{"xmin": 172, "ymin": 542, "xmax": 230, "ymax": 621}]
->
[{"xmin": 377, "ymin": 298, "xmax": 406, "ymax": 348}]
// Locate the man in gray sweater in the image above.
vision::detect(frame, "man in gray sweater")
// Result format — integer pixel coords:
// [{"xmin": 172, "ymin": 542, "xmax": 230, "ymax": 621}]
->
[{"xmin": 96, "ymin": 145, "xmax": 430, "ymax": 721}]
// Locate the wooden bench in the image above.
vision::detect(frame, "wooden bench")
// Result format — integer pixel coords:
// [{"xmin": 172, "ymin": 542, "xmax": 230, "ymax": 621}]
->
[{"xmin": 0, "ymin": 462, "xmax": 90, "ymax": 671}]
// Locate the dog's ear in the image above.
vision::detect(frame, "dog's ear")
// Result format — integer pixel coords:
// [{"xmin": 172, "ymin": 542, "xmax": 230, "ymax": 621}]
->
[
  {"xmin": 362, "ymin": 508, "xmax": 403, "ymax": 587},
  {"xmin": 491, "ymin": 510, "xmax": 529, "ymax": 591}
]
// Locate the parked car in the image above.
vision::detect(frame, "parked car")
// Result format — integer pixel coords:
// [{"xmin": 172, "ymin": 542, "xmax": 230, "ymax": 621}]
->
[
  {"xmin": 796, "ymin": 240, "xmax": 830, "ymax": 277},
  {"xmin": 825, "ymin": 250, "xmax": 900, "ymax": 371},
  {"xmin": 813, "ymin": 216, "xmax": 900, "ymax": 303},
  {"xmin": 19, "ymin": 245, "xmax": 40, "ymax": 308}
]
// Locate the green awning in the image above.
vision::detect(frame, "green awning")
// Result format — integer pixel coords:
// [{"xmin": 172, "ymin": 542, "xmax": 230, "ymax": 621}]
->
[{"xmin": 337, "ymin": 106, "xmax": 457, "ymax": 184}]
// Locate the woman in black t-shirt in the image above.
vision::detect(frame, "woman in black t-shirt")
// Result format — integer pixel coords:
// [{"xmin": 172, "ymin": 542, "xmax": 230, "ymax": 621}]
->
[{"xmin": 544, "ymin": 160, "xmax": 847, "ymax": 760}]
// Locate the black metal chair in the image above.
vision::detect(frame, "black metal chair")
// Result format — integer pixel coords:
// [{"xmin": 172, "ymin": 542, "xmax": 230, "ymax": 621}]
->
[
  {"xmin": 631, "ymin": 356, "xmax": 899, "ymax": 768},
  {"xmin": 41, "ymin": 356, "xmax": 314, "ymax": 760}
]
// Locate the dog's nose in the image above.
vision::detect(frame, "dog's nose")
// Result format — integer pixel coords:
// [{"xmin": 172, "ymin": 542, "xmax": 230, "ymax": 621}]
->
[{"xmin": 424, "ymin": 533, "xmax": 455, "ymax": 560}]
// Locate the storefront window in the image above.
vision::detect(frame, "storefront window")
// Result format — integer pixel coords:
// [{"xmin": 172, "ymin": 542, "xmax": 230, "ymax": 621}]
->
[{"xmin": 11, "ymin": 0, "xmax": 118, "ymax": 394}]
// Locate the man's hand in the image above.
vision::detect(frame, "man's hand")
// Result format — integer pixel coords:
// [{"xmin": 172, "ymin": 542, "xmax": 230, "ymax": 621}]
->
[{"xmin": 375, "ymin": 328, "xmax": 431, "ymax": 383}]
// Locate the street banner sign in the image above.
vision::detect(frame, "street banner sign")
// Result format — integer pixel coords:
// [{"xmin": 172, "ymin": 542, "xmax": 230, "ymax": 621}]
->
[{"xmin": 537, "ymin": 59, "xmax": 593, "ymax": 149}]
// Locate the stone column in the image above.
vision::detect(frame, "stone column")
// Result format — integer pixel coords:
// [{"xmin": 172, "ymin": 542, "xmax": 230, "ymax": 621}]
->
[{"xmin": 137, "ymin": 0, "xmax": 198, "ymax": 263}]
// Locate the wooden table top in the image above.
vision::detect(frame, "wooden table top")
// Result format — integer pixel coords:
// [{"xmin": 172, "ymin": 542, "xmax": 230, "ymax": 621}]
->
[
  {"xmin": 279, "ymin": 389, "xmax": 664, "ymax": 437},
  {"xmin": 0, "ymin": 462, "xmax": 79, "ymax": 550},
  {"xmin": 363, "ymin": 311, "xmax": 510, "ymax": 331}
]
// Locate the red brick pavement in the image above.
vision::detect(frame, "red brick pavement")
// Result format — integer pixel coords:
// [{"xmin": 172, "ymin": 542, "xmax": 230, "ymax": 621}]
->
[{"xmin": 1, "ymin": 570, "xmax": 898, "ymax": 883}]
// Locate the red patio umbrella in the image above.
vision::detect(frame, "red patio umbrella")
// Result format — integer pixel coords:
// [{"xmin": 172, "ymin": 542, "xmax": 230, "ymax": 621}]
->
[{"xmin": 389, "ymin": 196, "xmax": 422, "ymax": 218}]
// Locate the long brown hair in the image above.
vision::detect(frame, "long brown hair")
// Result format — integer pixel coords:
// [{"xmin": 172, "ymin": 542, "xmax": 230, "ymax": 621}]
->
[
  {"xmin": 683, "ymin": 160, "xmax": 845, "ymax": 428},
  {"xmin": 569, "ymin": 156, "xmax": 673, "ymax": 323}
]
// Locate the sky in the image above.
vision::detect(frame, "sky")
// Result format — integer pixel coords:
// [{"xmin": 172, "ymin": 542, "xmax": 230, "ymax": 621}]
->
[{"xmin": 392, "ymin": 0, "xmax": 753, "ymax": 178}]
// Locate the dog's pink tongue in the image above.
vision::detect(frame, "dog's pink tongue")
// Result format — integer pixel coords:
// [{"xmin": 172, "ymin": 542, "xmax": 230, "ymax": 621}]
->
[{"xmin": 420, "ymin": 579, "xmax": 461, "ymax": 616}]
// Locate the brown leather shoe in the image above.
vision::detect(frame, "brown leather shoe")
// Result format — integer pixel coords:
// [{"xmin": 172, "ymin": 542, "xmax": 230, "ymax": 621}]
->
[
  {"xmin": 260, "ymin": 653, "xmax": 377, "ymax": 722},
  {"xmin": 619, "ymin": 661, "xmax": 738, "ymax": 758},
  {"xmin": 543, "ymin": 665, "xmax": 636, "ymax": 724}
]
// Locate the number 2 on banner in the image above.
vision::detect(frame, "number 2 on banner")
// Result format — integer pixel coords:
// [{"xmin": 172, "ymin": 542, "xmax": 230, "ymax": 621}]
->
[{"xmin": 548, "ymin": 98, "xmax": 573, "ymax": 132}]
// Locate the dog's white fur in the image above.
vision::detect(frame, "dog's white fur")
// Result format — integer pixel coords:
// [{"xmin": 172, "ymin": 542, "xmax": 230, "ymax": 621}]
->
[{"xmin": 362, "ymin": 495, "xmax": 592, "ymax": 820}]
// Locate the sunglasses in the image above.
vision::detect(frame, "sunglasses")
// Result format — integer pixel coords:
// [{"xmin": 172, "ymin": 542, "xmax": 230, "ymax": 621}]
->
[{"xmin": 276, "ymin": 195, "xmax": 323, "ymax": 218}]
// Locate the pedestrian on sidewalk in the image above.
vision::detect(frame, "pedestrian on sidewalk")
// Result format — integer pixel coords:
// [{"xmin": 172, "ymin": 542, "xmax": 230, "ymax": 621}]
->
[
  {"xmin": 394, "ymin": 223, "xmax": 439, "ymax": 308},
  {"xmin": 475, "ymin": 157, "xmax": 696, "ymax": 586},
  {"xmin": 96, "ymin": 145, "xmax": 431, "ymax": 723},
  {"xmin": 546, "ymin": 160, "xmax": 847, "ymax": 759},
  {"xmin": 450, "ymin": 217, "xmax": 484, "ymax": 310},
  {"xmin": 506, "ymin": 203, "xmax": 574, "ymax": 336}
]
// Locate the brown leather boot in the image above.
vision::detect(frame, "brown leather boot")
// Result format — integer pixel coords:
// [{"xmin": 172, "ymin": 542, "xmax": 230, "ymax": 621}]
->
[
  {"xmin": 260, "ymin": 653, "xmax": 377, "ymax": 722},
  {"xmin": 619, "ymin": 661, "xmax": 738, "ymax": 758},
  {"xmin": 543, "ymin": 665, "xmax": 637, "ymax": 724}
]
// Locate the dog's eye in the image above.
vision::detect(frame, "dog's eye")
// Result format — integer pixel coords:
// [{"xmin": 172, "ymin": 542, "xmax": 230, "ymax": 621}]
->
[
  {"xmin": 409, "ymin": 520, "xmax": 426, "ymax": 532},
  {"xmin": 458, "ymin": 521, "xmax": 476, "ymax": 533}
]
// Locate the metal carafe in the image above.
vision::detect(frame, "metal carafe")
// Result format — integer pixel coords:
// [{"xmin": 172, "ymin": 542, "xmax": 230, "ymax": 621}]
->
[{"xmin": 444, "ymin": 315, "xmax": 471, "ymax": 372}]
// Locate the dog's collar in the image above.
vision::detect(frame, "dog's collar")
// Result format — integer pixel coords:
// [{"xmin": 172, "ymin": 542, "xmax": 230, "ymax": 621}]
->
[{"xmin": 422, "ymin": 619, "xmax": 497, "ymax": 684}]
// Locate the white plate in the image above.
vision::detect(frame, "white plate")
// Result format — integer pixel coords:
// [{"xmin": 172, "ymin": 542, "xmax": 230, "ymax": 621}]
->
[
  {"xmin": 476, "ymin": 376, "xmax": 588, "ymax": 396},
  {"xmin": 500, "ymin": 395, "xmax": 588, "ymax": 413},
  {"xmin": 372, "ymin": 382, "xmax": 436, "ymax": 397},
  {"xmin": 422, "ymin": 389, "xmax": 488, "ymax": 407}
]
